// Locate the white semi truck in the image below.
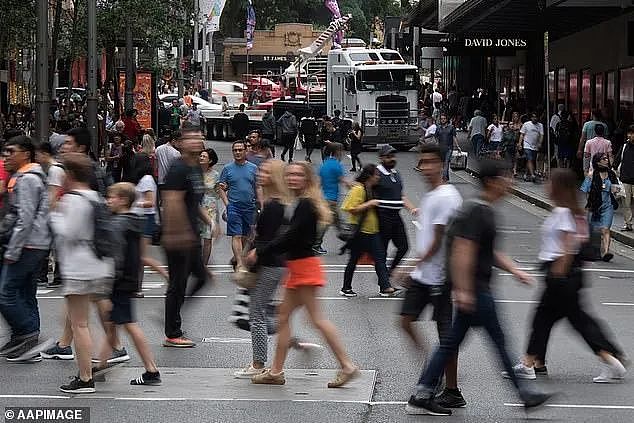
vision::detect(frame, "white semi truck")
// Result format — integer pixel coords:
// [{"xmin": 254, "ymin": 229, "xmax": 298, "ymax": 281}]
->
[{"xmin": 327, "ymin": 47, "xmax": 421, "ymax": 150}]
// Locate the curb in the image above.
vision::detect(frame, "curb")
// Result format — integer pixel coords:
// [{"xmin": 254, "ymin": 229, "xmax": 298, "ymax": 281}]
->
[{"xmin": 463, "ymin": 167, "xmax": 634, "ymax": 249}]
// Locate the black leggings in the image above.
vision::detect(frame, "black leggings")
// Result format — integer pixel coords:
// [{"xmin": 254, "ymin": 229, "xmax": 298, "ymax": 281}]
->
[
  {"xmin": 527, "ymin": 264, "xmax": 622, "ymax": 362},
  {"xmin": 351, "ymin": 152, "xmax": 362, "ymax": 169},
  {"xmin": 280, "ymin": 133, "xmax": 296, "ymax": 162}
]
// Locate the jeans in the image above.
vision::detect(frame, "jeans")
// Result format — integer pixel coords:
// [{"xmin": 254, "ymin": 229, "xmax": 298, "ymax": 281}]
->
[
  {"xmin": 471, "ymin": 134, "xmax": 485, "ymax": 157},
  {"xmin": 343, "ymin": 233, "xmax": 391, "ymax": 291},
  {"xmin": 0, "ymin": 248, "xmax": 48, "ymax": 338},
  {"xmin": 441, "ymin": 149, "xmax": 452, "ymax": 181},
  {"xmin": 416, "ymin": 291, "xmax": 520, "ymax": 397},
  {"xmin": 280, "ymin": 133, "xmax": 297, "ymax": 162},
  {"xmin": 378, "ymin": 209, "xmax": 409, "ymax": 272},
  {"xmin": 527, "ymin": 265, "xmax": 623, "ymax": 362},
  {"xmin": 164, "ymin": 243, "xmax": 207, "ymax": 339},
  {"xmin": 314, "ymin": 201, "xmax": 341, "ymax": 249}
]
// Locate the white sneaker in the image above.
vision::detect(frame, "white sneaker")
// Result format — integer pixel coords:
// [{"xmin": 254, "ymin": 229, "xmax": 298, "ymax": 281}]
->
[
  {"xmin": 234, "ymin": 365, "xmax": 265, "ymax": 379},
  {"xmin": 593, "ymin": 364, "xmax": 614, "ymax": 383},
  {"xmin": 594, "ymin": 357, "xmax": 627, "ymax": 383},
  {"xmin": 502, "ymin": 362, "xmax": 536, "ymax": 380}
]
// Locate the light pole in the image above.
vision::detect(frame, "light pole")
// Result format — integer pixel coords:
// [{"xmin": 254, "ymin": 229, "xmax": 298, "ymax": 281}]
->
[
  {"xmin": 87, "ymin": 0, "xmax": 98, "ymax": 155},
  {"xmin": 35, "ymin": 0, "xmax": 49, "ymax": 144}
]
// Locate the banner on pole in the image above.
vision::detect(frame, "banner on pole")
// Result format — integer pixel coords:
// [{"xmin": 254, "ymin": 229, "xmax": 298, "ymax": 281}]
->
[
  {"xmin": 200, "ymin": 0, "xmax": 227, "ymax": 32},
  {"xmin": 324, "ymin": 0, "xmax": 343, "ymax": 48},
  {"xmin": 246, "ymin": 0, "xmax": 256, "ymax": 51}
]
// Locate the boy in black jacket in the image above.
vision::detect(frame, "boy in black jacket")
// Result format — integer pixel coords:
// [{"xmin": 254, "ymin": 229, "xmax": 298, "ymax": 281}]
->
[{"xmin": 97, "ymin": 182, "xmax": 161, "ymax": 385}]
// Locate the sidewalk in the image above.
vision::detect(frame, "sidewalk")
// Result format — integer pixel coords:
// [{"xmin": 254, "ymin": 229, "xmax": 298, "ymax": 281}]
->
[{"xmin": 454, "ymin": 132, "xmax": 634, "ymax": 248}]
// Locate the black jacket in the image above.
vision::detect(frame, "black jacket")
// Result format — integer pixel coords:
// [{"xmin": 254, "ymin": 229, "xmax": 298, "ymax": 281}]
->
[{"xmin": 619, "ymin": 143, "xmax": 634, "ymax": 184}]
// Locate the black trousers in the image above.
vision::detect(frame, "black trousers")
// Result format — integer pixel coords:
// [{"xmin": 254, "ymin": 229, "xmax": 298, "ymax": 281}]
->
[
  {"xmin": 526, "ymin": 265, "xmax": 622, "ymax": 361},
  {"xmin": 350, "ymin": 151, "xmax": 362, "ymax": 170},
  {"xmin": 304, "ymin": 135, "xmax": 317, "ymax": 160},
  {"xmin": 378, "ymin": 209, "xmax": 409, "ymax": 272},
  {"xmin": 164, "ymin": 243, "xmax": 206, "ymax": 339},
  {"xmin": 280, "ymin": 133, "xmax": 296, "ymax": 162}
]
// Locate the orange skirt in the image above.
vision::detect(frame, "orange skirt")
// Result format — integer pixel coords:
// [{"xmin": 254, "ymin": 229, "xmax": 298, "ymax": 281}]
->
[{"xmin": 284, "ymin": 256, "xmax": 325, "ymax": 289}]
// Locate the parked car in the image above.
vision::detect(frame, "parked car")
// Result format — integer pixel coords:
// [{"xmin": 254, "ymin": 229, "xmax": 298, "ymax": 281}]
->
[{"xmin": 159, "ymin": 94, "xmax": 222, "ymax": 113}]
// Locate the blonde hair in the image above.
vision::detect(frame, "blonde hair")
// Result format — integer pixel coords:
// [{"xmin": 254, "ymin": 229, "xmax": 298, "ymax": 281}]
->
[
  {"xmin": 142, "ymin": 133, "xmax": 156, "ymax": 155},
  {"xmin": 261, "ymin": 159, "xmax": 290, "ymax": 204},
  {"xmin": 289, "ymin": 161, "xmax": 332, "ymax": 225},
  {"xmin": 108, "ymin": 182, "xmax": 136, "ymax": 208}
]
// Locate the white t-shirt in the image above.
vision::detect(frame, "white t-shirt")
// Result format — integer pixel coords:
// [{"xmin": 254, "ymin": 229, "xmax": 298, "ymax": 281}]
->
[
  {"xmin": 47, "ymin": 162, "xmax": 65, "ymax": 187},
  {"xmin": 410, "ymin": 184, "xmax": 462, "ymax": 285},
  {"xmin": 487, "ymin": 124, "xmax": 503, "ymax": 143},
  {"xmin": 521, "ymin": 121, "xmax": 544, "ymax": 151},
  {"xmin": 431, "ymin": 91, "xmax": 443, "ymax": 108},
  {"xmin": 538, "ymin": 207, "xmax": 576, "ymax": 262},
  {"xmin": 424, "ymin": 124, "xmax": 437, "ymax": 140},
  {"xmin": 132, "ymin": 175, "xmax": 157, "ymax": 215}
]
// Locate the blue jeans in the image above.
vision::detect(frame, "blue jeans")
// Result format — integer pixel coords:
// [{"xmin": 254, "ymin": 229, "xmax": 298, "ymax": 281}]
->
[
  {"xmin": 0, "ymin": 249, "xmax": 48, "ymax": 338},
  {"xmin": 416, "ymin": 291, "xmax": 520, "ymax": 397},
  {"xmin": 441, "ymin": 149, "xmax": 452, "ymax": 181},
  {"xmin": 471, "ymin": 134, "xmax": 485, "ymax": 156},
  {"xmin": 343, "ymin": 233, "xmax": 391, "ymax": 291}
]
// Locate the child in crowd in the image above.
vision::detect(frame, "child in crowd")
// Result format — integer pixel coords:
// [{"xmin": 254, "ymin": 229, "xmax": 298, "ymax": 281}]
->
[{"xmin": 97, "ymin": 182, "xmax": 161, "ymax": 385}]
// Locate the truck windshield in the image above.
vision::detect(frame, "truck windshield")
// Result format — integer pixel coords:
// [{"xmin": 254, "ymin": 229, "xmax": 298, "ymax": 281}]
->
[{"xmin": 356, "ymin": 69, "xmax": 418, "ymax": 91}]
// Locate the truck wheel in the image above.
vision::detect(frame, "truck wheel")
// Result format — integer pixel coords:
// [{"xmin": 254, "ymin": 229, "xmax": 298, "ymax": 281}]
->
[
  {"xmin": 222, "ymin": 123, "xmax": 230, "ymax": 140},
  {"xmin": 211, "ymin": 124, "xmax": 220, "ymax": 140}
]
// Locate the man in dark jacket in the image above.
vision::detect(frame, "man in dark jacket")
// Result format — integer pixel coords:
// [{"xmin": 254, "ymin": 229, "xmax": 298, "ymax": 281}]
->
[
  {"xmin": 231, "ymin": 104, "xmax": 250, "ymax": 141},
  {"xmin": 277, "ymin": 110, "xmax": 298, "ymax": 162},
  {"xmin": 619, "ymin": 125, "xmax": 634, "ymax": 231}
]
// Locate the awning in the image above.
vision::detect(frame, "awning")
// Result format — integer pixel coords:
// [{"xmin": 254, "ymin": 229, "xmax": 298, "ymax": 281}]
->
[{"xmin": 403, "ymin": 0, "xmax": 439, "ymax": 30}]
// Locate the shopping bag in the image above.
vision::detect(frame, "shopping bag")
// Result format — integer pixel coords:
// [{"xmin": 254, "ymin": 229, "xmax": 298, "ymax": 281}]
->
[
  {"xmin": 450, "ymin": 147, "xmax": 468, "ymax": 170},
  {"xmin": 294, "ymin": 135, "xmax": 303, "ymax": 150}
]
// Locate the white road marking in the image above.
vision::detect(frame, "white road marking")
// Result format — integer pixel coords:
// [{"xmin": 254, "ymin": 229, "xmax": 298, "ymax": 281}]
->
[
  {"xmin": 505, "ymin": 403, "xmax": 634, "ymax": 410},
  {"xmin": 0, "ymin": 395, "xmax": 70, "ymax": 399},
  {"xmin": 602, "ymin": 302, "xmax": 634, "ymax": 306},
  {"xmin": 495, "ymin": 300, "xmax": 539, "ymax": 304},
  {"xmin": 36, "ymin": 289, "xmax": 53, "ymax": 295},
  {"xmin": 201, "ymin": 337, "xmax": 251, "ymax": 344}
]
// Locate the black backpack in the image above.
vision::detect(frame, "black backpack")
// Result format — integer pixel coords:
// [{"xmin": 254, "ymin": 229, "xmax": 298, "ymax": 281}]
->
[{"xmin": 67, "ymin": 191, "xmax": 118, "ymax": 260}]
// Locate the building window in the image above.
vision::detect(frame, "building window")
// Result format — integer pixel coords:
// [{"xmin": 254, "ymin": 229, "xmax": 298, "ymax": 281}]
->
[
  {"xmin": 620, "ymin": 67, "xmax": 634, "ymax": 120},
  {"xmin": 595, "ymin": 73, "xmax": 604, "ymax": 111},
  {"xmin": 607, "ymin": 71, "xmax": 616, "ymax": 115},
  {"xmin": 568, "ymin": 71, "xmax": 578, "ymax": 122},
  {"xmin": 557, "ymin": 67, "xmax": 566, "ymax": 106},
  {"xmin": 581, "ymin": 70, "xmax": 591, "ymax": 123}
]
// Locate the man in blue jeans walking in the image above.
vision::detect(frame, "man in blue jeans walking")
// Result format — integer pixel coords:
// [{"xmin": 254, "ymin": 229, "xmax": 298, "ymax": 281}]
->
[
  {"xmin": 218, "ymin": 141, "xmax": 258, "ymax": 271},
  {"xmin": 0, "ymin": 135, "xmax": 52, "ymax": 363},
  {"xmin": 467, "ymin": 109, "xmax": 487, "ymax": 158},
  {"xmin": 405, "ymin": 160, "xmax": 552, "ymax": 416}
]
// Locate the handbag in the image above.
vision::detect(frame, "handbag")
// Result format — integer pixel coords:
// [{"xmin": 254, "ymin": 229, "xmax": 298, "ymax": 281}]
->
[{"xmin": 337, "ymin": 188, "xmax": 370, "ymax": 242}]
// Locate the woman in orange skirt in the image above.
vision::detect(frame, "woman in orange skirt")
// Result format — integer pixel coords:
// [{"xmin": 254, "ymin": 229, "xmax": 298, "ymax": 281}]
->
[{"xmin": 247, "ymin": 161, "xmax": 359, "ymax": 387}]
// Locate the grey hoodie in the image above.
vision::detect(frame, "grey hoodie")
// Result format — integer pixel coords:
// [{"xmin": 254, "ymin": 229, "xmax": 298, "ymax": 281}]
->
[
  {"xmin": 277, "ymin": 111, "xmax": 297, "ymax": 135},
  {"xmin": 3, "ymin": 164, "xmax": 51, "ymax": 261}
]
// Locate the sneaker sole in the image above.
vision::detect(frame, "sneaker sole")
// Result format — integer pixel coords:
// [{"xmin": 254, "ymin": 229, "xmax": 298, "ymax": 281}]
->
[
  {"xmin": 404, "ymin": 404, "xmax": 451, "ymax": 416},
  {"xmin": 251, "ymin": 379, "xmax": 285, "ymax": 385},
  {"xmin": 234, "ymin": 373, "xmax": 263, "ymax": 379},
  {"xmin": 502, "ymin": 372, "xmax": 536, "ymax": 380},
  {"xmin": 339, "ymin": 292, "xmax": 357, "ymax": 297},
  {"xmin": 59, "ymin": 387, "xmax": 96, "ymax": 394},
  {"xmin": 131, "ymin": 380, "xmax": 162, "ymax": 386},
  {"xmin": 162, "ymin": 342, "xmax": 196, "ymax": 348},
  {"xmin": 42, "ymin": 353, "xmax": 74, "ymax": 360},
  {"xmin": 107, "ymin": 355, "xmax": 131, "ymax": 364},
  {"xmin": 7, "ymin": 355, "xmax": 42, "ymax": 363}
]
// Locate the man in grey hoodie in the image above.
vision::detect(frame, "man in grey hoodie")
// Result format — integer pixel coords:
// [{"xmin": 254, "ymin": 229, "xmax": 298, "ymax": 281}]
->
[
  {"xmin": 277, "ymin": 109, "xmax": 298, "ymax": 162},
  {"xmin": 0, "ymin": 135, "xmax": 52, "ymax": 363}
]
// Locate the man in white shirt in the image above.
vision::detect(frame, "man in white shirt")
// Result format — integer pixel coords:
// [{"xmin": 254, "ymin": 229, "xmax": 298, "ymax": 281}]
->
[
  {"xmin": 155, "ymin": 132, "xmax": 182, "ymax": 187},
  {"xmin": 519, "ymin": 112, "xmax": 544, "ymax": 182},
  {"xmin": 400, "ymin": 143, "xmax": 465, "ymax": 409}
]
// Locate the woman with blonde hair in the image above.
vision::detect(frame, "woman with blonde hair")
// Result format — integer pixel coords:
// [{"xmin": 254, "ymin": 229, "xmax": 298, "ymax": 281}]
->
[
  {"xmin": 141, "ymin": 130, "xmax": 158, "ymax": 178},
  {"xmin": 235, "ymin": 159, "xmax": 290, "ymax": 378},
  {"xmin": 248, "ymin": 161, "xmax": 358, "ymax": 387}
]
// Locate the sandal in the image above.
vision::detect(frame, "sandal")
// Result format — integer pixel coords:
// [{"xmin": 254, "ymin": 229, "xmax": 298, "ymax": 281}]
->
[{"xmin": 327, "ymin": 366, "xmax": 359, "ymax": 388}]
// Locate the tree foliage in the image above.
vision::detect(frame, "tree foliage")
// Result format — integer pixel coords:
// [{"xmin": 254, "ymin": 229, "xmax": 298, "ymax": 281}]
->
[
  {"xmin": 218, "ymin": 0, "xmax": 402, "ymax": 42},
  {"xmin": 0, "ymin": 0, "xmax": 36, "ymax": 54}
]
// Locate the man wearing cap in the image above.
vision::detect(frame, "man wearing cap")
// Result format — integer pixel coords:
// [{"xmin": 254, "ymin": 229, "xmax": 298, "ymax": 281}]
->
[{"xmin": 375, "ymin": 145, "xmax": 418, "ymax": 275}]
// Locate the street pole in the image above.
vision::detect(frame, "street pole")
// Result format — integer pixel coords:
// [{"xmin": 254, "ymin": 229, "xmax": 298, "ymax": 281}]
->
[
  {"xmin": 544, "ymin": 31, "xmax": 550, "ymax": 178},
  {"xmin": 124, "ymin": 22, "xmax": 135, "ymax": 112},
  {"xmin": 35, "ymin": 0, "xmax": 49, "ymax": 144},
  {"xmin": 194, "ymin": 0, "xmax": 199, "ymax": 86},
  {"xmin": 209, "ymin": 31, "xmax": 214, "ymax": 95},
  {"xmin": 177, "ymin": 38, "xmax": 184, "ymax": 97},
  {"xmin": 202, "ymin": 27, "xmax": 207, "ymax": 90},
  {"xmin": 87, "ymin": 0, "xmax": 98, "ymax": 155}
]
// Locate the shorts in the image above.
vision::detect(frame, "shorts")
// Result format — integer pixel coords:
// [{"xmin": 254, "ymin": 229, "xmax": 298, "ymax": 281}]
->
[
  {"xmin": 110, "ymin": 290, "xmax": 135, "ymax": 325},
  {"xmin": 400, "ymin": 279, "xmax": 452, "ymax": 326},
  {"xmin": 143, "ymin": 214, "xmax": 158, "ymax": 238},
  {"xmin": 524, "ymin": 148, "xmax": 538, "ymax": 161},
  {"xmin": 63, "ymin": 278, "xmax": 113, "ymax": 297},
  {"xmin": 226, "ymin": 203, "xmax": 255, "ymax": 237},
  {"xmin": 284, "ymin": 256, "xmax": 325, "ymax": 289}
]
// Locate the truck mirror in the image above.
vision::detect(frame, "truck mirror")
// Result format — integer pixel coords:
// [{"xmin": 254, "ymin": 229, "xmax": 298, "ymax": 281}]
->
[{"xmin": 345, "ymin": 75, "xmax": 356, "ymax": 93}]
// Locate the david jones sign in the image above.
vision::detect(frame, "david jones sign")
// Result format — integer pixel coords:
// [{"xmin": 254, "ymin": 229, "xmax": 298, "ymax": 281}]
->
[{"xmin": 464, "ymin": 38, "xmax": 527, "ymax": 47}]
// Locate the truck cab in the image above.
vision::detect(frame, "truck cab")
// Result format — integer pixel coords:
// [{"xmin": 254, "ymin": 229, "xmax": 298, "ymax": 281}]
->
[{"xmin": 327, "ymin": 48, "xmax": 421, "ymax": 150}]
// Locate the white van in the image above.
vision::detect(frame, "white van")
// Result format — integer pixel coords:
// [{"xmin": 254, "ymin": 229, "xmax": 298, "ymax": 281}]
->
[{"xmin": 210, "ymin": 81, "xmax": 245, "ymax": 107}]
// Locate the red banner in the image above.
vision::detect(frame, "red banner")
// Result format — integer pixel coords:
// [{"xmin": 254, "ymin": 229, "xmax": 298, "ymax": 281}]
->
[{"xmin": 118, "ymin": 71, "xmax": 153, "ymax": 129}]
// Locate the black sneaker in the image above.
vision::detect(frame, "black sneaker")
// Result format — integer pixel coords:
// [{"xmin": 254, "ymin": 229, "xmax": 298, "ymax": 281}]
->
[
  {"xmin": 59, "ymin": 376, "xmax": 95, "ymax": 394},
  {"xmin": 91, "ymin": 347, "xmax": 130, "ymax": 364},
  {"xmin": 42, "ymin": 342, "xmax": 74, "ymax": 360},
  {"xmin": 5, "ymin": 336, "xmax": 48, "ymax": 362},
  {"xmin": 130, "ymin": 371, "xmax": 162, "ymax": 386},
  {"xmin": 534, "ymin": 366, "xmax": 548, "ymax": 376},
  {"xmin": 0, "ymin": 337, "xmax": 26, "ymax": 357},
  {"xmin": 405, "ymin": 395, "xmax": 452, "ymax": 416},
  {"xmin": 339, "ymin": 289, "xmax": 358, "ymax": 297},
  {"xmin": 435, "ymin": 388, "xmax": 467, "ymax": 408}
]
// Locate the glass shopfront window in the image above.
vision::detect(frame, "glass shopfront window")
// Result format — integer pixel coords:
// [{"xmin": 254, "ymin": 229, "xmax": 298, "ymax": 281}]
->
[
  {"xmin": 518, "ymin": 65, "xmax": 525, "ymax": 96},
  {"xmin": 557, "ymin": 68, "xmax": 566, "ymax": 106},
  {"xmin": 606, "ymin": 71, "xmax": 616, "ymax": 114},
  {"xmin": 548, "ymin": 71, "xmax": 555, "ymax": 109},
  {"xmin": 620, "ymin": 67, "xmax": 634, "ymax": 119},
  {"xmin": 568, "ymin": 72, "xmax": 579, "ymax": 122},
  {"xmin": 594, "ymin": 73, "xmax": 604, "ymax": 111},
  {"xmin": 581, "ymin": 70, "xmax": 591, "ymax": 123}
]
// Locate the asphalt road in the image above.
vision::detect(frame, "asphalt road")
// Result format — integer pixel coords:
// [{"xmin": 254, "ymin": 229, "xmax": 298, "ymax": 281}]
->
[{"xmin": 1, "ymin": 139, "xmax": 633, "ymax": 423}]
